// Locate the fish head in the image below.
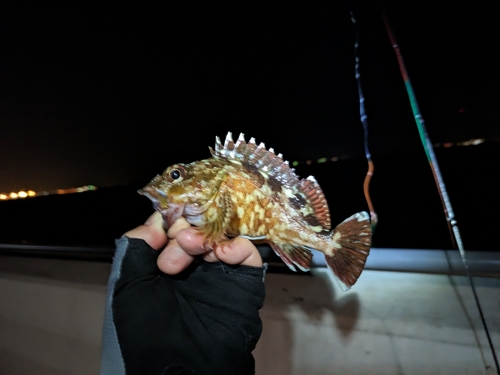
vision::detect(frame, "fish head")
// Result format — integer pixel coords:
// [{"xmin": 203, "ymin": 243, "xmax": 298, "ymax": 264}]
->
[{"xmin": 139, "ymin": 159, "xmax": 226, "ymax": 228}]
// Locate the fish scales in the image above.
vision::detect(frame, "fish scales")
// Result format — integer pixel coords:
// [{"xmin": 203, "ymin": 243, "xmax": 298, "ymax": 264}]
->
[{"xmin": 140, "ymin": 132, "xmax": 372, "ymax": 291}]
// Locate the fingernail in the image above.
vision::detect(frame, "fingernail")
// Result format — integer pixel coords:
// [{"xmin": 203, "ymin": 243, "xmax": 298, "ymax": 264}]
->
[
  {"xmin": 162, "ymin": 245, "xmax": 184, "ymax": 262},
  {"xmin": 144, "ymin": 212, "xmax": 161, "ymax": 226}
]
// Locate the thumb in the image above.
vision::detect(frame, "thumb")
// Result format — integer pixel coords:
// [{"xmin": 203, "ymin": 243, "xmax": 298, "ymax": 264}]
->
[
  {"xmin": 124, "ymin": 212, "xmax": 168, "ymax": 250},
  {"xmin": 213, "ymin": 237, "xmax": 263, "ymax": 267}
]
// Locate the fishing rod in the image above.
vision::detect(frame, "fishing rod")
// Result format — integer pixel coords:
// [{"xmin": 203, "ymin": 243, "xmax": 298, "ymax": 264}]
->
[
  {"xmin": 350, "ymin": 12, "xmax": 378, "ymax": 231},
  {"xmin": 381, "ymin": 10, "xmax": 499, "ymax": 373}
]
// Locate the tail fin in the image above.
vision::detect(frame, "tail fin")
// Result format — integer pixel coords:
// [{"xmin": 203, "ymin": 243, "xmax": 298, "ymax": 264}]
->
[{"xmin": 325, "ymin": 211, "xmax": 371, "ymax": 291}]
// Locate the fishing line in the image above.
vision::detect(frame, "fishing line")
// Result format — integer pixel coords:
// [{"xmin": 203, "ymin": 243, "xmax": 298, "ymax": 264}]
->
[
  {"xmin": 350, "ymin": 12, "xmax": 378, "ymax": 231},
  {"xmin": 381, "ymin": 11, "xmax": 499, "ymax": 373}
]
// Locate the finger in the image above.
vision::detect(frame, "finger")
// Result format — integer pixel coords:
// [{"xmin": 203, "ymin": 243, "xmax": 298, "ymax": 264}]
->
[
  {"xmin": 166, "ymin": 217, "xmax": 191, "ymax": 239},
  {"xmin": 144, "ymin": 211, "xmax": 162, "ymax": 226},
  {"xmin": 202, "ymin": 250, "xmax": 219, "ymax": 263},
  {"xmin": 157, "ymin": 238, "xmax": 195, "ymax": 275},
  {"xmin": 124, "ymin": 211, "xmax": 168, "ymax": 250},
  {"xmin": 175, "ymin": 228, "xmax": 219, "ymax": 262},
  {"xmin": 175, "ymin": 228, "xmax": 211, "ymax": 256},
  {"xmin": 213, "ymin": 237, "xmax": 262, "ymax": 267}
]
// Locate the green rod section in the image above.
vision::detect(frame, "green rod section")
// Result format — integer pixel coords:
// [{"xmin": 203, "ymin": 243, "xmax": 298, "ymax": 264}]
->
[
  {"xmin": 404, "ymin": 81, "xmax": 432, "ymax": 162},
  {"xmin": 382, "ymin": 10, "xmax": 499, "ymax": 373}
]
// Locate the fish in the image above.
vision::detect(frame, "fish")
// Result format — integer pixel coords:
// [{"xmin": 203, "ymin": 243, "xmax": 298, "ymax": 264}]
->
[{"xmin": 139, "ymin": 132, "xmax": 371, "ymax": 290}]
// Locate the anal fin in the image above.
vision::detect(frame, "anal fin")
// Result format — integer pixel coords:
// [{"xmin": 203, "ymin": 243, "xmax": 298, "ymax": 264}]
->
[{"xmin": 269, "ymin": 243, "xmax": 313, "ymax": 272}]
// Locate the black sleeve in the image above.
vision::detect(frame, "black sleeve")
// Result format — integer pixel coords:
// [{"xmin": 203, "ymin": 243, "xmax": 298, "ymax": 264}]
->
[{"xmin": 100, "ymin": 237, "xmax": 266, "ymax": 375}]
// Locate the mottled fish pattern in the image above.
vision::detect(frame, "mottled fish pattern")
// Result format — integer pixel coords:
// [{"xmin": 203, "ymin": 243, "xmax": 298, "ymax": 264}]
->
[{"xmin": 140, "ymin": 132, "xmax": 371, "ymax": 290}]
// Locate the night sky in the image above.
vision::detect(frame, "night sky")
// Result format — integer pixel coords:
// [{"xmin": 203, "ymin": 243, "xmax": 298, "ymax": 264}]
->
[{"xmin": 1, "ymin": 1, "xmax": 499, "ymax": 193}]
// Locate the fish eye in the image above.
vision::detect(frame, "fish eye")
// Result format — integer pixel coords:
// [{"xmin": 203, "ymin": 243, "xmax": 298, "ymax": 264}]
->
[
  {"xmin": 170, "ymin": 169, "xmax": 181, "ymax": 180},
  {"xmin": 167, "ymin": 165, "xmax": 186, "ymax": 182}
]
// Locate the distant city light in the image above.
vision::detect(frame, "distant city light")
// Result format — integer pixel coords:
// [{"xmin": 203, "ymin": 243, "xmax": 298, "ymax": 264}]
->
[
  {"xmin": 279, "ymin": 137, "xmax": 486, "ymax": 171},
  {"xmin": 0, "ymin": 137, "xmax": 491, "ymax": 203},
  {"xmin": 0, "ymin": 185, "xmax": 98, "ymax": 201},
  {"xmin": 435, "ymin": 138, "xmax": 485, "ymax": 148},
  {"xmin": 284, "ymin": 138, "xmax": 491, "ymax": 169},
  {"xmin": 458, "ymin": 138, "xmax": 484, "ymax": 146}
]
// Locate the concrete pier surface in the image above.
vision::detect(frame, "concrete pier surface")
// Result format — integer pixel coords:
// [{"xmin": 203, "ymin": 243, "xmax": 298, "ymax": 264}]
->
[{"xmin": 0, "ymin": 255, "xmax": 498, "ymax": 374}]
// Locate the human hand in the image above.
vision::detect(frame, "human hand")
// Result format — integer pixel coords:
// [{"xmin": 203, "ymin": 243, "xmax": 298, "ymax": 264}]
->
[
  {"xmin": 124, "ymin": 211, "xmax": 263, "ymax": 274},
  {"xmin": 101, "ymin": 212, "xmax": 266, "ymax": 375}
]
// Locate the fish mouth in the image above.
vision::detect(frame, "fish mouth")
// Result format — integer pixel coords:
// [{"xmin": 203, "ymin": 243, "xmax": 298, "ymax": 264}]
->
[
  {"xmin": 138, "ymin": 186, "xmax": 169, "ymax": 212},
  {"xmin": 138, "ymin": 186, "xmax": 185, "ymax": 229}
]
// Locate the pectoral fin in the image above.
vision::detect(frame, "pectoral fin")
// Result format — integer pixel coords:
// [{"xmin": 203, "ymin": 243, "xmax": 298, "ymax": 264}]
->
[{"xmin": 200, "ymin": 190, "xmax": 233, "ymax": 245}]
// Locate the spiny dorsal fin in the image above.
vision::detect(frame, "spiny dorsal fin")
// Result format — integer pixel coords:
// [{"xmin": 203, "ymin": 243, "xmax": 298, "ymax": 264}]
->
[
  {"xmin": 211, "ymin": 132, "xmax": 330, "ymax": 229},
  {"xmin": 299, "ymin": 176, "xmax": 331, "ymax": 230},
  {"xmin": 211, "ymin": 132, "xmax": 302, "ymax": 187}
]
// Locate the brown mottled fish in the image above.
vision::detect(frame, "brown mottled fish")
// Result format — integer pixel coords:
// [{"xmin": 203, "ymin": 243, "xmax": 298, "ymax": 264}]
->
[{"xmin": 140, "ymin": 132, "xmax": 371, "ymax": 290}]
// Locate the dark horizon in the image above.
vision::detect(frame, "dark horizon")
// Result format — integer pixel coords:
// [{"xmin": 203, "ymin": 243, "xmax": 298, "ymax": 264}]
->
[{"xmin": 0, "ymin": 142, "xmax": 497, "ymax": 251}]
